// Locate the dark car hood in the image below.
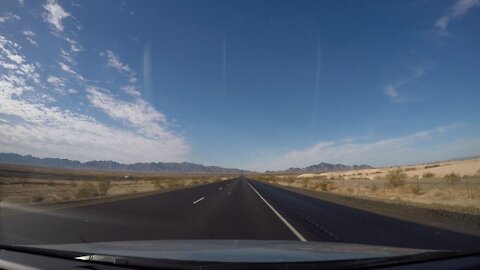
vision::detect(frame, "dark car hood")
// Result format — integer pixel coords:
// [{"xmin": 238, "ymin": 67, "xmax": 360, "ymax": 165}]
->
[{"xmin": 30, "ymin": 240, "xmax": 431, "ymax": 263}]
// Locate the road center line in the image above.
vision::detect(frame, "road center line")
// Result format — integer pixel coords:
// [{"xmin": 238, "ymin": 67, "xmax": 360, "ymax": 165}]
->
[
  {"xmin": 192, "ymin": 197, "xmax": 205, "ymax": 205},
  {"xmin": 246, "ymin": 181, "xmax": 307, "ymax": 242}
]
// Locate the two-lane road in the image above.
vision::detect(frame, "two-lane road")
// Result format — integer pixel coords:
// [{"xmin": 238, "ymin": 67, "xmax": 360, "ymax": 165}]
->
[{"xmin": 1, "ymin": 177, "xmax": 479, "ymax": 250}]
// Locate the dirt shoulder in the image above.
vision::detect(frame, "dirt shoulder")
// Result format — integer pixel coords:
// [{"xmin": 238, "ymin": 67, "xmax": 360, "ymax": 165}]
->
[{"xmin": 270, "ymin": 183, "xmax": 480, "ymax": 237}]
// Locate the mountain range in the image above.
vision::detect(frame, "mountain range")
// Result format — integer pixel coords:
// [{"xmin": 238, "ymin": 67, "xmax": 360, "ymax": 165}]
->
[
  {"xmin": 0, "ymin": 153, "xmax": 251, "ymax": 174},
  {"xmin": 270, "ymin": 162, "xmax": 373, "ymax": 173},
  {"xmin": 0, "ymin": 153, "xmax": 373, "ymax": 174}
]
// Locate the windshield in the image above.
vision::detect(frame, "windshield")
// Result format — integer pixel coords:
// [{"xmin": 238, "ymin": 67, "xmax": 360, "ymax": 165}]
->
[{"xmin": 0, "ymin": 0, "xmax": 480, "ymax": 265}]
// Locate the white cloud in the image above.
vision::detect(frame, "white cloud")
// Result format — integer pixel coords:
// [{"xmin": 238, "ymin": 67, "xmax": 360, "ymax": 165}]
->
[
  {"xmin": 42, "ymin": 0, "xmax": 70, "ymax": 32},
  {"xmin": 105, "ymin": 50, "xmax": 131, "ymax": 74},
  {"xmin": 435, "ymin": 0, "xmax": 480, "ymax": 30},
  {"xmin": 65, "ymin": 37, "xmax": 82, "ymax": 52},
  {"xmin": 0, "ymin": 34, "xmax": 190, "ymax": 163},
  {"xmin": 60, "ymin": 49, "xmax": 75, "ymax": 65},
  {"xmin": 0, "ymin": 12, "xmax": 20, "ymax": 23},
  {"xmin": 0, "ymin": 35, "xmax": 39, "ymax": 83},
  {"xmin": 58, "ymin": 62, "xmax": 84, "ymax": 81},
  {"xmin": 0, "ymin": 99, "xmax": 190, "ymax": 163},
  {"xmin": 46, "ymin": 75, "xmax": 65, "ymax": 88},
  {"xmin": 384, "ymin": 85, "xmax": 399, "ymax": 98},
  {"xmin": 25, "ymin": 38, "xmax": 38, "ymax": 46},
  {"xmin": 23, "ymin": 30, "xmax": 38, "ymax": 46},
  {"xmin": 86, "ymin": 87, "xmax": 170, "ymax": 137},
  {"xmin": 103, "ymin": 50, "xmax": 138, "ymax": 84},
  {"xmin": 250, "ymin": 124, "xmax": 470, "ymax": 171},
  {"xmin": 22, "ymin": 30, "xmax": 35, "ymax": 37},
  {"xmin": 383, "ymin": 66, "xmax": 426, "ymax": 102},
  {"xmin": 122, "ymin": 85, "xmax": 141, "ymax": 96}
]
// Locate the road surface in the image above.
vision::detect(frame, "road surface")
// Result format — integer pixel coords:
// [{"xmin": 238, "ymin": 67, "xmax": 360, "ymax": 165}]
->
[{"xmin": 1, "ymin": 177, "xmax": 479, "ymax": 250}]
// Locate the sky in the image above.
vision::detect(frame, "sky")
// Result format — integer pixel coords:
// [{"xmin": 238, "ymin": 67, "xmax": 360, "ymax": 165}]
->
[{"xmin": 0, "ymin": 0, "xmax": 479, "ymax": 171}]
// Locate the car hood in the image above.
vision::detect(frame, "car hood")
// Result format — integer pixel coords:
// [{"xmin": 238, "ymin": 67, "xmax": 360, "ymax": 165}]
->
[{"xmin": 30, "ymin": 240, "xmax": 431, "ymax": 263}]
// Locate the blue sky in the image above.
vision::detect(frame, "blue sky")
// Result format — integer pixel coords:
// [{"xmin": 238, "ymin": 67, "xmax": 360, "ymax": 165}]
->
[{"xmin": 0, "ymin": 0, "xmax": 479, "ymax": 171}]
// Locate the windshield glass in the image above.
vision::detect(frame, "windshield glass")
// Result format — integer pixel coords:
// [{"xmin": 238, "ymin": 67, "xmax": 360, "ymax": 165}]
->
[{"xmin": 1, "ymin": 0, "xmax": 480, "ymax": 264}]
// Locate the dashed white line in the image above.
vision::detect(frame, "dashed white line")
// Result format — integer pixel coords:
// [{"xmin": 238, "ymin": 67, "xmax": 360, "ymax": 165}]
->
[
  {"xmin": 246, "ymin": 181, "xmax": 307, "ymax": 242},
  {"xmin": 192, "ymin": 197, "xmax": 205, "ymax": 205}
]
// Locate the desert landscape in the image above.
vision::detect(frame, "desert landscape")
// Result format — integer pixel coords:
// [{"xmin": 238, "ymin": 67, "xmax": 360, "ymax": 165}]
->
[
  {"xmin": 0, "ymin": 163, "xmax": 225, "ymax": 205},
  {"xmin": 1, "ymin": 158, "xmax": 480, "ymax": 215},
  {"xmin": 254, "ymin": 158, "xmax": 480, "ymax": 214}
]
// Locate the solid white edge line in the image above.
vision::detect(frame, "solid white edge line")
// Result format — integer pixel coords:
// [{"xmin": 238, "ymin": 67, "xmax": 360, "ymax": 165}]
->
[
  {"xmin": 246, "ymin": 181, "xmax": 307, "ymax": 242},
  {"xmin": 192, "ymin": 197, "xmax": 205, "ymax": 204}
]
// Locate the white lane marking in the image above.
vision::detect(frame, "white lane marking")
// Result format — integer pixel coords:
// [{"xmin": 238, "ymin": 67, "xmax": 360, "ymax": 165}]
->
[
  {"xmin": 246, "ymin": 181, "xmax": 307, "ymax": 242},
  {"xmin": 192, "ymin": 197, "xmax": 205, "ymax": 205}
]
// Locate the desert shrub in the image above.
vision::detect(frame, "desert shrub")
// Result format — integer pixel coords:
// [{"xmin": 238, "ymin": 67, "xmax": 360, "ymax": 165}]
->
[
  {"xmin": 422, "ymin": 172, "xmax": 435, "ymax": 178},
  {"xmin": 284, "ymin": 177, "xmax": 296, "ymax": 184},
  {"xmin": 404, "ymin": 167, "xmax": 417, "ymax": 171},
  {"xmin": 424, "ymin": 164, "xmax": 440, "ymax": 169},
  {"xmin": 386, "ymin": 169, "xmax": 407, "ymax": 188},
  {"xmin": 151, "ymin": 180, "xmax": 165, "ymax": 190},
  {"xmin": 368, "ymin": 183, "xmax": 378, "ymax": 192},
  {"xmin": 315, "ymin": 180, "xmax": 332, "ymax": 191},
  {"xmin": 97, "ymin": 178, "xmax": 111, "ymax": 196},
  {"xmin": 75, "ymin": 182, "xmax": 98, "ymax": 199},
  {"xmin": 47, "ymin": 181, "xmax": 55, "ymax": 186},
  {"xmin": 476, "ymin": 169, "xmax": 480, "ymax": 176},
  {"xmin": 31, "ymin": 195, "xmax": 44, "ymax": 203},
  {"xmin": 410, "ymin": 184, "xmax": 423, "ymax": 195},
  {"xmin": 70, "ymin": 182, "xmax": 78, "ymax": 187},
  {"xmin": 444, "ymin": 172, "xmax": 460, "ymax": 185}
]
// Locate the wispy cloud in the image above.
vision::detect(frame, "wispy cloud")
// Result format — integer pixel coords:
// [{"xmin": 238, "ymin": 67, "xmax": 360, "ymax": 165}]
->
[
  {"xmin": 46, "ymin": 75, "xmax": 65, "ymax": 88},
  {"xmin": 250, "ymin": 124, "xmax": 471, "ymax": 171},
  {"xmin": 101, "ymin": 50, "xmax": 140, "ymax": 96},
  {"xmin": 58, "ymin": 61, "xmax": 84, "ymax": 81},
  {"xmin": 42, "ymin": 0, "xmax": 70, "ymax": 32},
  {"xmin": 382, "ymin": 66, "xmax": 426, "ymax": 102},
  {"xmin": 435, "ymin": 0, "xmax": 480, "ymax": 31},
  {"xmin": 0, "ymin": 12, "xmax": 20, "ymax": 23},
  {"xmin": 121, "ymin": 85, "xmax": 141, "ymax": 96},
  {"xmin": 65, "ymin": 37, "xmax": 82, "ymax": 52},
  {"xmin": 0, "ymin": 35, "xmax": 39, "ymax": 83},
  {"xmin": 104, "ymin": 50, "xmax": 132, "ymax": 76},
  {"xmin": 60, "ymin": 49, "xmax": 75, "ymax": 65},
  {"xmin": 86, "ymin": 87, "xmax": 166, "ymax": 126},
  {"xmin": 383, "ymin": 85, "xmax": 399, "ymax": 98},
  {"xmin": 22, "ymin": 30, "xmax": 38, "ymax": 46}
]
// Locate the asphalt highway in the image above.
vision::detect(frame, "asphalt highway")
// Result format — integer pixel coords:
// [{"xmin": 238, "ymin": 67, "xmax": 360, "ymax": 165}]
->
[{"xmin": 1, "ymin": 177, "xmax": 479, "ymax": 250}]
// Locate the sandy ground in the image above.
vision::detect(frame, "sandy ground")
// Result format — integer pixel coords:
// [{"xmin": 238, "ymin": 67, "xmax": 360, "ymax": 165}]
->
[
  {"xmin": 297, "ymin": 158, "xmax": 480, "ymax": 180},
  {"xmin": 256, "ymin": 158, "xmax": 480, "ymax": 214}
]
